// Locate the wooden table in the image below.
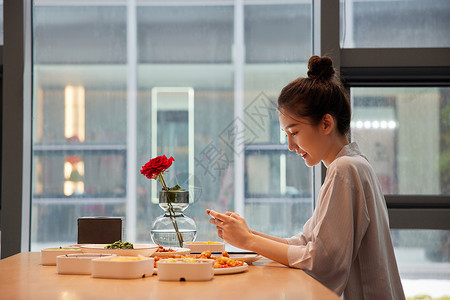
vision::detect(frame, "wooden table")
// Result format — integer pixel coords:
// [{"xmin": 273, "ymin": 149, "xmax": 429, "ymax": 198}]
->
[{"xmin": 0, "ymin": 252, "xmax": 340, "ymax": 300}]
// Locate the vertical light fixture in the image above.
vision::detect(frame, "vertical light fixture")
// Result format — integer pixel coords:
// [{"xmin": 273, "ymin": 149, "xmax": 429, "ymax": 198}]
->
[
  {"xmin": 64, "ymin": 85, "xmax": 86, "ymax": 196},
  {"xmin": 64, "ymin": 85, "xmax": 85, "ymax": 142},
  {"xmin": 64, "ymin": 156, "xmax": 85, "ymax": 196}
]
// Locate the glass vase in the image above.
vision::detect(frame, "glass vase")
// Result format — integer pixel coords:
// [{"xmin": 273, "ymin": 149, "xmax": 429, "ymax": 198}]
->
[{"xmin": 150, "ymin": 190, "xmax": 197, "ymax": 248}]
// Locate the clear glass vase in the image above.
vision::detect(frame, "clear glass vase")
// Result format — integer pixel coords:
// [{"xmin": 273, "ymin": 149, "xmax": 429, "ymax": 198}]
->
[{"xmin": 150, "ymin": 190, "xmax": 197, "ymax": 247}]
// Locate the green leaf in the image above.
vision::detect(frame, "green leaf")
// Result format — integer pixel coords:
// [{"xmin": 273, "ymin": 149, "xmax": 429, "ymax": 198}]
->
[{"xmin": 169, "ymin": 184, "xmax": 185, "ymax": 191}]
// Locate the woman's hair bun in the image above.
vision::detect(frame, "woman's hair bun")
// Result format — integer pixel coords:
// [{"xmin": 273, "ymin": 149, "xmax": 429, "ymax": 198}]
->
[{"xmin": 307, "ymin": 55, "xmax": 335, "ymax": 80}]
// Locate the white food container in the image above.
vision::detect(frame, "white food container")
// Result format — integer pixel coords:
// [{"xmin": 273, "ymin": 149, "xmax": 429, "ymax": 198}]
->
[
  {"xmin": 91, "ymin": 256, "xmax": 154, "ymax": 279},
  {"xmin": 56, "ymin": 253, "xmax": 115, "ymax": 275},
  {"xmin": 183, "ymin": 242, "xmax": 225, "ymax": 253},
  {"xmin": 41, "ymin": 247, "xmax": 82, "ymax": 266},
  {"xmin": 157, "ymin": 258, "xmax": 214, "ymax": 281}
]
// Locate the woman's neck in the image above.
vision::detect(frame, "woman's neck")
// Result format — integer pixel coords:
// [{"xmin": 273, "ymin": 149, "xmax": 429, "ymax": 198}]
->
[{"xmin": 322, "ymin": 134, "xmax": 349, "ymax": 168}]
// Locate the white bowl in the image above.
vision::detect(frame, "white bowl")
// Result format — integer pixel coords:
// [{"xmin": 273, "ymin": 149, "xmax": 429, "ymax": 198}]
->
[
  {"xmin": 183, "ymin": 242, "xmax": 225, "ymax": 253},
  {"xmin": 41, "ymin": 247, "xmax": 82, "ymax": 266},
  {"xmin": 157, "ymin": 258, "xmax": 214, "ymax": 281},
  {"xmin": 80, "ymin": 244, "xmax": 158, "ymax": 257},
  {"xmin": 56, "ymin": 253, "xmax": 115, "ymax": 275},
  {"xmin": 91, "ymin": 256, "xmax": 155, "ymax": 279}
]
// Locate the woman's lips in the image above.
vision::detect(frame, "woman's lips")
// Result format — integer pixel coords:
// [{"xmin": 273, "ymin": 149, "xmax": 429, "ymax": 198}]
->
[{"xmin": 298, "ymin": 152, "xmax": 307, "ymax": 159}]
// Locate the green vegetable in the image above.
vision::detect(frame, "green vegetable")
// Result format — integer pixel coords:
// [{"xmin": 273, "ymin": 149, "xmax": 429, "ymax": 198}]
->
[{"xmin": 104, "ymin": 240, "xmax": 134, "ymax": 249}]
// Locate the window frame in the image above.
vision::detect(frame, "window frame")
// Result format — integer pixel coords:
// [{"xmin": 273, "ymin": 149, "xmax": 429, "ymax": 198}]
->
[{"xmin": 1, "ymin": 0, "xmax": 32, "ymax": 258}]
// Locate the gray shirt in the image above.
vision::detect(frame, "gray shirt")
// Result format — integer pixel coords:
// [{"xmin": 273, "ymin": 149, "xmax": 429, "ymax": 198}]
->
[{"xmin": 286, "ymin": 142, "xmax": 405, "ymax": 300}]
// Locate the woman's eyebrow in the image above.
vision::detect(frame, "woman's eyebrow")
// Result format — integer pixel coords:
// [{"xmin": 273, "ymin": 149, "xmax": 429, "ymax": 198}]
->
[{"xmin": 284, "ymin": 123, "xmax": 298, "ymax": 131}]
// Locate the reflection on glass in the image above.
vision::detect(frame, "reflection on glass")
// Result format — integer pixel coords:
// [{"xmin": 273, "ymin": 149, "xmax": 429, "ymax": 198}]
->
[
  {"xmin": 31, "ymin": 2, "xmax": 313, "ymax": 250},
  {"xmin": 64, "ymin": 86, "xmax": 85, "ymax": 143},
  {"xmin": 63, "ymin": 156, "xmax": 85, "ymax": 196},
  {"xmin": 392, "ymin": 229, "xmax": 450, "ymax": 298},
  {"xmin": 151, "ymin": 87, "xmax": 194, "ymax": 203},
  {"xmin": 351, "ymin": 87, "xmax": 450, "ymax": 195},
  {"xmin": 340, "ymin": 0, "xmax": 450, "ymax": 48}
]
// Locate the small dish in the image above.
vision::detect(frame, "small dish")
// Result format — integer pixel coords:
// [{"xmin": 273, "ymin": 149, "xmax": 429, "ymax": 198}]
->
[
  {"xmin": 183, "ymin": 241, "xmax": 225, "ymax": 253},
  {"xmin": 228, "ymin": 254, "xmax": 262, "ymax": 265},
  {"xmin": 151, "ymin": 247, "xmax": 191, "ymax": 257},
  {"xmin": 91, "ymin": 256, "xmax": 154, "ymax": 279},
  {"xmin": 214, "ymin": 262, "xmax": 248, "ymax": 275},
  {"xmin": 56, "ymin": 253, "xmax": 115, "ymax": 275},
  {"xmin": 157, "ymin": 258, "xmax": 214, "ymax": 281},
  {"xmin": 41, "ymin": 247, "xmax": 82, "ymax": 266},
  {"xmin": 80, "ymin": 244, "xmax": 158, "ymax": 257}
]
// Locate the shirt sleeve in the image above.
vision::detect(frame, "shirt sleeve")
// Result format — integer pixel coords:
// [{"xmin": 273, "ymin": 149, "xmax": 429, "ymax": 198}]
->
[{"xmin": 286, "ymin": 160, "xmax": 370, "ymax": 293}]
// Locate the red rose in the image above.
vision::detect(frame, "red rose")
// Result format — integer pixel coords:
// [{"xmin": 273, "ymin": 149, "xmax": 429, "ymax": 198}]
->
[{"xmin": 140, "ymin": 155, "xmax": 175, "ymax": 180}]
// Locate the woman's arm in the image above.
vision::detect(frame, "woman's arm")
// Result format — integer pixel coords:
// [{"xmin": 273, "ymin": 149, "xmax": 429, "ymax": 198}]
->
[{"xmin": 250, "ymin": 230, "xmax": 289, "ymax": 244}]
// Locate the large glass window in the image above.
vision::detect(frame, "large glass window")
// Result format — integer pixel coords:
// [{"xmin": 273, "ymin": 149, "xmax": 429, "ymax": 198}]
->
[
  {"xmin": 340, "ymin": 0, "xmax": 450, "ymax": 48},
  {"xmin": 31, "ymin": 1, "xmax": 313, "ymax": 249},
  {"xmin": 351, "ymin": 87, "xmax": 450, "ymax": 195},
  {"xmin": 392, "ymin": 229, "xmax": 450, "ymax": 298},
  {"xmin": 351, "ymin": 87, "xmax": 450, "ymax": 297}
]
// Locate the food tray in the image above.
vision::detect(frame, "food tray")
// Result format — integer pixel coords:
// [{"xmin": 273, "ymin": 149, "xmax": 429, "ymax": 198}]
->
[
  {"xmin": 41, "ymin": 247, "xmax": 82, "ymax": 266},
  {"xmin": 56, "ymin": 253, "xmax": 115, "ymax": 275},
  {"xmin": 157, "ymin": 258, "xmax": 214, "ymax": 281},
  {"xmin": 91, "ymin": 256, "xmax": 154, "ymax": 279}
]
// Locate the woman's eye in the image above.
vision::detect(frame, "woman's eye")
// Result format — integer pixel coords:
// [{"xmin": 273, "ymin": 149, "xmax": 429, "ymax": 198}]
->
[{"xmin": 290, "ymin": 132, "xmax": 297, "ymax": 137}]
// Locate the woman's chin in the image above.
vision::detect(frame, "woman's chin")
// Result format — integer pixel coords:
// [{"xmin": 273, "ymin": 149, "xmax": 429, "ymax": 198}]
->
[{"xmin": 303, "ymin": 158, "xmax": 320, "ymax": 167}]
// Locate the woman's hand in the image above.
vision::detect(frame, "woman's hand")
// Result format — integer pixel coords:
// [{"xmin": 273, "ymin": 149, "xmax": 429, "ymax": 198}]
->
[
  {"xmin": 206, "ymin": 209, "xmax": 254, "ymax": 250},
  {"xmin": 205, "ymin": 209, "xmax": 291, "ymax": 266}
]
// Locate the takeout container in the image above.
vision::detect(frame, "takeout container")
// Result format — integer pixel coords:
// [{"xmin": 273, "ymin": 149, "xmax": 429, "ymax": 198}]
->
[
  {"xmin": 41, "ymin": 247, "xmax": 82, "ymax": 266},
  {"xmin": 183, "ymin": 241, "xmax": 225, "ymax": 253},
  {"xmin": 56, "ymin": 253, "xmax": 115, "ymax": 275},
  {"xmin": 157, "ymin": 258, "xmax": 214, "ymax": 281},
  {"xmin": 91, "ymin": 256, "xmax": 154, "ymax": 279},
  {"xmin": 80, "ymin": 244, "xmax": 159, "ymax": 257}
]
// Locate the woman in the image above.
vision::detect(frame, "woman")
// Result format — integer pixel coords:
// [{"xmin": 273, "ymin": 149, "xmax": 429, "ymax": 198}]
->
[{"xmin": 207, "ymin": 55, "xmax": 405, "ymax": 300}]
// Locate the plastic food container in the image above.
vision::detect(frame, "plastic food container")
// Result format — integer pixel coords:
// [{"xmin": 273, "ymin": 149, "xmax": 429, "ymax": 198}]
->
[
  {"xmin": 56, "ymin": 253, "xmax": 115, "ymax": 275},
  {"xmin": 157, "ymin": 258, "xmax": 214, "ymax": 281},
  {"xmin": 183, "ymin": 241, "xmax": 225, "ymax": 253},
  {"xmin": 41, "ymin": 247, "xmax": 82, "ymax": 266},
  {"xmin": 91, "ymin": 256, "xmax": 154, "ymax": 279}
]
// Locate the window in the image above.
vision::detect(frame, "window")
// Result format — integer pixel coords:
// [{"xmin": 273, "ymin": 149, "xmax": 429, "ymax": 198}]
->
[
  {"xmin": 30, "ymin": 1, "xmax": 314, "ymax": 249},
  {"xmin": 392, "ymin": 229, "xmax": 450, "ymax": 298},
  {"xmin": 351, "ymin": 87, "xmax": 450, "ymax": 195},
  {"xmin": 351, "ymin": 87, "xmax": 450, "ymax": 297},
  {"xmin": 340, "ymin": 0, "xmax": 450, "ymax": 48}
]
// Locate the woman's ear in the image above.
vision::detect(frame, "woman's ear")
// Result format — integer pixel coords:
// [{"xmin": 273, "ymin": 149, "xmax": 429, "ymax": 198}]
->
[{"xmin": 321, "ymin": 114, "xmax": 335, "ymax": 135}]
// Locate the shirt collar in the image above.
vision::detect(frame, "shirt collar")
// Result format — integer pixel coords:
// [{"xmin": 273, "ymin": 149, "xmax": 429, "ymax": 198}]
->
[{"xmin": 334, "ymin": 142, "xmax": 364, "ymax": 160}]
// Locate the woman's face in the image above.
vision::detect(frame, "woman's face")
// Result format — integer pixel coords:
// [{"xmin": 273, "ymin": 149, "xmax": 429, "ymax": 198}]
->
[{"xmin": 278, "ymin": 109, "xmax": 328, "ymax": 167}]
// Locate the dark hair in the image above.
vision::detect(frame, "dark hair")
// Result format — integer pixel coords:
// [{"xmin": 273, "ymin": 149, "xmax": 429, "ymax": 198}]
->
[{"xmin": 278, "ymin": 55, "xmax": 351, "ymax": 136}]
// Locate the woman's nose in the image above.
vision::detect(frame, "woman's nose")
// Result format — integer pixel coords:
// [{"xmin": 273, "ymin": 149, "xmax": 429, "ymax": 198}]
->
[{"xmin": 287, "ymin": 137, "xmax": 298, "ymax": 152}]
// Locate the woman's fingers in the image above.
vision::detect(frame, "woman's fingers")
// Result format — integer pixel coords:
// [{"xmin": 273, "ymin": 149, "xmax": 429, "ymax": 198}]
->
[
  {"xmin": 209, "ymin": 217, "xmax": 225, "ymax": 228},
  {"xmin": 207, "ymin": 209, "xmax": 232, "ymax": 223}
]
